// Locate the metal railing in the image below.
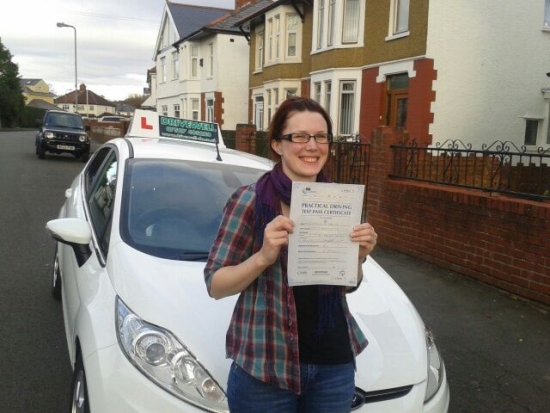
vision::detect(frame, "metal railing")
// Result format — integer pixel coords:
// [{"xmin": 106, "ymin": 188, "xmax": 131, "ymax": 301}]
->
[{"xmin": 391, "ymin": 139, "xmax": 550, "ymax": 201}]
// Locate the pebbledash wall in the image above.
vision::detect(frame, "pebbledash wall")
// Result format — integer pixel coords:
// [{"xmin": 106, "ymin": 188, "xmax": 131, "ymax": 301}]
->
[{"xmin": 235, "ymin": 125, "xmax": 550, "ymax": 307}]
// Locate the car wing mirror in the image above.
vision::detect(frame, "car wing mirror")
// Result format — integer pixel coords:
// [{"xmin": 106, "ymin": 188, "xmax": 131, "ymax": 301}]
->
[{"xmin": 46, "ymin": 218, "xmax": 93, "ymax": 267}]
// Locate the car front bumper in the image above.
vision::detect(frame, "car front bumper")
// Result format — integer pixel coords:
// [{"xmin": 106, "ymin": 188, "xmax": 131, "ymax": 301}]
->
[
  {"xmin": 354, "ymin": 365, "xmax": 449, "ymax": 412},
  {"xmin": 84, "ymin": 344, "xmax": 220, "ymax": 413}
]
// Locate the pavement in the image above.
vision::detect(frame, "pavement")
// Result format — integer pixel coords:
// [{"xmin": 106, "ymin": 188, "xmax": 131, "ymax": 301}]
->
[{"xmin": 371, "ymin": 246, "xmax": 550, "ymax": 413}]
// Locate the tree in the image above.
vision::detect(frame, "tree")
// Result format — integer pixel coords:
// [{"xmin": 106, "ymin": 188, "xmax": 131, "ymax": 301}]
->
[
  {"xmin": 124, "ymin": 93, "xmax": 147, "ymax": 109},
  {"xmin": 0, "ymin": 37, "xmax": 25, "ymax": 128}
]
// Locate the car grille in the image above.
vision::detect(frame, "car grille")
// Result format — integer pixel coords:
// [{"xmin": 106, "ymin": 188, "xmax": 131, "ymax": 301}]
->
[
  {"xmin": 52, "ymin": 132, "xmax": 82, "ymax": 142},
  {"xmin": 351, "ymin": 385, "xmax": 413, "ymax": 410}
]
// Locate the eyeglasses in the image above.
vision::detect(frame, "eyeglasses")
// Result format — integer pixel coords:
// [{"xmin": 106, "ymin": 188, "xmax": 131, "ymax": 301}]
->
[{"xmin": 280, "ymin": 132, "xmax": 333, "ymax": 144}]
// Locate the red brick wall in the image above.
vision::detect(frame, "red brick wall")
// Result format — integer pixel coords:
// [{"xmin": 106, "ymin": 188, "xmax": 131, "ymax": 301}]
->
[
  {"xmin": 367, "ymin": 127, "xmax": 550, "ymax": 306},
  {"xmin": 407, "ymin": 59, "xmax": 436, "ymax": 145}
]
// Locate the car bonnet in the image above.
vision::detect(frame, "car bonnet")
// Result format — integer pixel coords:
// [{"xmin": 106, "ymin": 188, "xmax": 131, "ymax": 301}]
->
[{"xmin": 107, "ymin": 242, "xmax": 427, "ymax": 393}]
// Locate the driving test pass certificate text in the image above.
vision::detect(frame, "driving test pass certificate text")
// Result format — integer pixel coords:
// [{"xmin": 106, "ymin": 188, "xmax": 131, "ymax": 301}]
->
[{"xmin": 287, "ymin": 182, "xmax": 365, "ymax": 287}]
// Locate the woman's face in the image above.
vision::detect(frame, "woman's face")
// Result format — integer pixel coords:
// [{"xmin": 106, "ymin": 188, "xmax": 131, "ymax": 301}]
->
[{"xmin": 271, "ymin": 110, "xmax": 330, "ymax": 182}]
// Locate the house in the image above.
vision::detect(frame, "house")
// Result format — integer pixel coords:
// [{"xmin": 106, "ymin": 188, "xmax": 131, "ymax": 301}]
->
[
  {"xmin": 20, "ymin": 79, "xmax": 56, "ymax": 106},
  {"xmin": 55, "ymin": 84, "xmax": 116, "ymax": 118},
  {"xmin": 140, "ymin": 67, "xmax": 157, "ymax": 110},
  {"xmin": 234, "ymin": 0, "xmax": 550, "ymax": 149},
  {"xmin": 152, "ymin": 1, "xmax": 260, "ymax": 130}
]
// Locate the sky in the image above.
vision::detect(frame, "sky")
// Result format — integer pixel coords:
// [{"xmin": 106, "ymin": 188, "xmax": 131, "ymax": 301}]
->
[{"xmin": 1, "ymin": 0, "xmax": 235, "ymax": 101}]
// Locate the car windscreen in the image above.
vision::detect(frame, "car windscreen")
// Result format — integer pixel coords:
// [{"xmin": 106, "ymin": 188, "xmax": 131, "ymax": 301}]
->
[
  {"xmin": 45, "ymin": 113, "xmax": 84, "ymax": 129},
  {"xmin": 120, "ymin": 158, "xmax": 266, "ymax": 260}
]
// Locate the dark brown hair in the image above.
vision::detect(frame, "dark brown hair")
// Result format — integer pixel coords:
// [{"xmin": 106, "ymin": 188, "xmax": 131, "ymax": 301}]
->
[{"xmin": 267, "ymin": 96, "xmax": 333, "ymax": 161}]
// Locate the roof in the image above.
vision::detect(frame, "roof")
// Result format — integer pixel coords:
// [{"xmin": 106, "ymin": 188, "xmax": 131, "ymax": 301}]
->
[
  {"xmin": 167, "ymin": 1, "xmax": 230, "ymax": 40},
  {"xmin": 55, "ymin": 85, "xmax": 115, "ymax": 107},
  {"xmin": 233, "ymin": 0, "xmax": 282, "ymax": 27},
  {"xmin": 183, "ymin": 0, "xmax": 275, "ymax": 42},
  {"xmin": 27, "ymin": 99, "xmax": 62, "ymax": 111}
]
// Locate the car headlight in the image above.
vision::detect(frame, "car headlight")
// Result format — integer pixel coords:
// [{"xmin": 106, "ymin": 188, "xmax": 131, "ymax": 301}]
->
[
  {"xmin": 116, "ymin": 297, "xmax": 228, "ymax": 412},
  {"xmin": 44, "ymin": 131, "xmax": 55, "ymax": 139},
  {"xmin": 424, "ymin": 329, "xmax": 444, "ymax": 402},
  {"xmin": 79, "ymin": 134, "xmax": 88, "ymax": 142}
]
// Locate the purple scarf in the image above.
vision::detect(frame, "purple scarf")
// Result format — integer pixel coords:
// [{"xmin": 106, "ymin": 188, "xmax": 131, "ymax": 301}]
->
[{"xmin": 254, "ymin": 163, "xmax": 342, "ymax": 337}]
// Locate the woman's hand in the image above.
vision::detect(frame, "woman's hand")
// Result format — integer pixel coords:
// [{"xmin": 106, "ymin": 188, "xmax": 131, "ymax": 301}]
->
[
  {"xmin": 350, "ymin": 222, "xmax": 377, "ymax": 262},
  {"xmin": 258, "ymin": 215, "xmax": 294, "ymax": 266}
]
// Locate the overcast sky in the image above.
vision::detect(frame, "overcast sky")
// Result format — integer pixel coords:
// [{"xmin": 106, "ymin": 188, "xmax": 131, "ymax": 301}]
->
[{"xmin": 1, "ymin": 0, "xmax": 235, "ymax": 101}]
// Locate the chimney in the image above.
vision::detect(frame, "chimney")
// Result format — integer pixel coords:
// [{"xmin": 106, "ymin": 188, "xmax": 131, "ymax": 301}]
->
[{"xmin": 235, "ymin": 0, "xmax": 259, "ymax": 10}]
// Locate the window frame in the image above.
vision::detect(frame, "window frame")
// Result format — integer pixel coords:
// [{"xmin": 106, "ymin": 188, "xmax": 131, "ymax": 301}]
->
[
  {"xmin": 313, "ymin": 0, "xmax": 365, "ymax": 52},
  {"xmin": 387, "ymin": 0, "xmax": 410, "ymax": 40}
]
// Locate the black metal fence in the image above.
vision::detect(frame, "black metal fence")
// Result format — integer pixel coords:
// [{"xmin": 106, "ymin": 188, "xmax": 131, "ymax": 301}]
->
[{"xmin": 391, "ymin": 139, "xmax": 550, "ymax": 201}]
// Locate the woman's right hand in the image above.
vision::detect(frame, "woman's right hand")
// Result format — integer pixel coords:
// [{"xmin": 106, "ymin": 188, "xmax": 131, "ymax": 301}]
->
[{"xmin": 259, "ymin": 215, "xmax": 294, "ymax": 266}]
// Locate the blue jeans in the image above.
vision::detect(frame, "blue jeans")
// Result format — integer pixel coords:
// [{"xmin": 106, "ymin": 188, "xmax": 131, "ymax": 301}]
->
[{"xmin": 227, "ymin": 362, "xmax": 355, "ymax": 413}]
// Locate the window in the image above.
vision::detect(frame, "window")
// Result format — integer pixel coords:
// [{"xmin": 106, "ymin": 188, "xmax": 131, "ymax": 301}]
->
[
  {"xmin": 317, "ymin": 0, "xmax": 325, "ymax": 49},
  {"xmin": 62, "ymin": 105, "xmax": 70, "ymax": 111},
  {"xmin": 268, "ymin": 18, "xmax": 274, "ymax": 60},
  {"xmin": 287, "ymin": 14, "xmax": 298, "ymax": 57},
  {"xmin": 208, "ymin": 43, "xmax": 214, "ymax": 77},
  {"xmin": 314, "ymin": 82, "xmax": 322, "ymax": 103},
  {"xmin": 315, "ymin": 0, "xmax": 364, "ymax": 49},
  {"xmin": 342, "ymin": 0, "xmax": 360, "ymax": 43},
  {"xmin": 206, "ymin": 99, "xmax": 214, "ymax": 123},
  {"xmin": 524, "ymin": 119, "xmax": 539, "ymax": 146},
  {"xmin": 161, "ymin": 105, "xmax": 168, "ymax": 116},
  {"xmin": 191, "ymin": 46, "xmax": 199, "ymax": 78},
  {"xmin": 391, "ymin": 0, "xmax": 410, "ymax": 35},
  {"xmin": 275, "ymin": 15, "xmax": 281, "ymax": 59},
  {"xmin": 191, "ymin": 99, "xmax": 199, "ymax": 120},
  {"xmin": 174, "ymin": 104, "xmax": 180, "ymax": 118},
  {"xmin": 256, "ymin": 30, "xmax": 264, "ymax": 70},
  {"xmin": 324, "ymin": 81, "xmax": 332, "ymax": 112},
  {"xmin": 86, "ymin": 150, "xmax": 117, "ymax": 256},
  {"xmin": 267, "ymin": 90, "xmax": 272, "ymax": 124},
  {"xmin": 285, "ymin": 88, "xmax": 297, "ymax": 99},
  {"xmin": 339, "ymin": 81, "xmax": 356, "ymax": 135},
  {"xmin": 160, "ymin": 57, "xmax": 166, "ymax": 83},
  {"xmin": 545, "ymin": 0, "xmax": 550, "ymax": 28},
  {"xmin": 327, "ymin": 0, "xmax": 336, "ymax": 46},
  {"xmin": 172, "ymin": 52, "xmax": 179, "ymax": 80},
  {"xmin": 254, "ymin": 96, "xmax": 264, "ymax": 131}
]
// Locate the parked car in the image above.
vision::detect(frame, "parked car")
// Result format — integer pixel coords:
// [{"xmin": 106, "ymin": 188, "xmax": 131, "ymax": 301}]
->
[
  {"xmin": 46, "ymin": 110, "xmax": 449, "ymax": 413},
  {"xmin": 35, "ymin": 110, "xmax": 91, "ymax": 161}
]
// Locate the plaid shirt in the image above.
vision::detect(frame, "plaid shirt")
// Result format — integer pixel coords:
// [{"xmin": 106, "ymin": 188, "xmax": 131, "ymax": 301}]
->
[{"xmin": 204, "ymin": 184, "xmax": 368, "ymax": 394}]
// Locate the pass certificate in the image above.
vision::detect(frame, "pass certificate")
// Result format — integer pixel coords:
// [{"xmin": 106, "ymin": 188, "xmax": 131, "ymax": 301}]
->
[{"xmin": 287, "ymin": 182, "xmax": 365, "ymax": 287}]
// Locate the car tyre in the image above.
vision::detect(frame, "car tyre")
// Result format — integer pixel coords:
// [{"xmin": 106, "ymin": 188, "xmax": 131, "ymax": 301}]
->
[
  {"xmin": 52, "ymin": 246, "xmax": 61, "ymax": 300},
  {"xmin": 37, "ymin": 145, "xmax": 45, "ymax": 159},
  {"xmin": 71, "ymin": 352, "xmax": 90, "ymax": 413}
]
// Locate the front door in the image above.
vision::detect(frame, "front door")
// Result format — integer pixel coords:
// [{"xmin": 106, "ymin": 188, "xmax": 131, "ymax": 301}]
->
[{"xmin": 385, "ymin": 74, "xmax": 409, "ymax": 129}]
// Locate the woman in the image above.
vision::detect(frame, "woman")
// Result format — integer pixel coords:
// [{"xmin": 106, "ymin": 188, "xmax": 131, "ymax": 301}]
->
[{"xmin": 204, "ymin": 97, "xmax": 377, "ymax": 413}]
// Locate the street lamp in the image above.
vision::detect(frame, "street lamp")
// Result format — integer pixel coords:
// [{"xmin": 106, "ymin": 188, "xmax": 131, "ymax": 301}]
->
[{"xmin": 56, "ymin": 22, "xmax": 78, "ymax": 113}]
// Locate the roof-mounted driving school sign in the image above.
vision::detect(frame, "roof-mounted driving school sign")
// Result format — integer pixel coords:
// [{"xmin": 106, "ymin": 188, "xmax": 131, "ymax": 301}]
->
[{"xmin": 126, "ymin": 109, "xmax": 226, "ymax": 148}]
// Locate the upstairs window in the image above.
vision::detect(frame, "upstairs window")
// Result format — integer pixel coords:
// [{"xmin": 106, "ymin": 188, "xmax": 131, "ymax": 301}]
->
[
  {"xmin": 545, "ymin": 0, "xmax": 550, "ymax": 28},
  {"xmin": 256, "ymin": 30, "xmax": 264, "ymax": 70},
  {"xmin": 287, "ymin": 13, "xmax": 299, "ymax": 57},
  {"xmin": 191, "ymin": 46, "xmax": 199, "ymax": 78},
  {"xmin": 342, "ymin": 0, "xmax": 360, "ymax": 43},
  {"xmin": 265, "ymin": 8, "xmax": 301, "ymax": 65},
  {"xmin": 172, "ymin": 52, "xmax": 179, "ymax": 80},
  {"xmin": 208, "ymin": 43, "xmax": 214, "ymax": 77},
  {"xmin": 389, "ymin": 0, "xmax": 410, "ymax": 37},
  {"xmin": 314, "ymin": 0, "xmax": 364, "ymax": 50},
  {"xmin": 160, "ymin": 57, "xmax": 166, "ymax": 83}
]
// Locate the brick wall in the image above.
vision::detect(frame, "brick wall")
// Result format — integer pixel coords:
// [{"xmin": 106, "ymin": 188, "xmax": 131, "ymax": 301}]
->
[{"xmin": 368, "ymin": 127, "xmax": 550, "ymax": 306}]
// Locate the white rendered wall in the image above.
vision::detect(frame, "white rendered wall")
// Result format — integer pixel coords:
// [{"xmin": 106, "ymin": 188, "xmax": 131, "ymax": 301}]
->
[{"xmin": 426, "ymin": 0, "xmax": 550, "ymax": 149}]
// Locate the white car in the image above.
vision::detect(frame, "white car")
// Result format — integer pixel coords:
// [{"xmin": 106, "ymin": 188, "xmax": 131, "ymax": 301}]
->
[{"xmin": 46, "ymin": 110, "xmax": 450, "ymax": 413}]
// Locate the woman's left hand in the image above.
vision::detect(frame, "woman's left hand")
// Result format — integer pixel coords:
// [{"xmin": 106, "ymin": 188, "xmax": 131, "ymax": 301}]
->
[{"xmin": 350, "ymin": 223, "xmax": 377, "ymax": 262}]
